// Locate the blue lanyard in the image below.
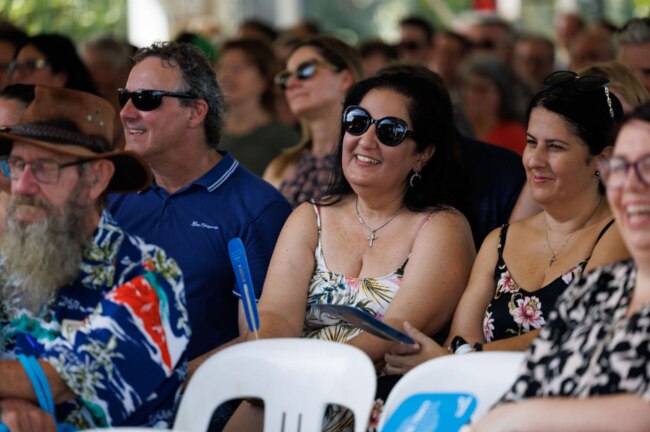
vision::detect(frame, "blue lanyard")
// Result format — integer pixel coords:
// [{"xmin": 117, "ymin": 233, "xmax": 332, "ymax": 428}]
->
[
  {"xmin": 17, "ymin": 354, "xmax": 56, "ymax": 415},
  {"xmin": 9, "ymin": 354, "xmax": 76, "ymax": 432},
  {"xmin": 0, "ymin": 354, "xmax": 56, "ymax": 431}
]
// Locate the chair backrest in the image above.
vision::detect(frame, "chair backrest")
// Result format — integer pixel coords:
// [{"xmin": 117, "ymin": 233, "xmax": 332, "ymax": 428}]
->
[
  {"xmin": 378, "ymin": 351, "xmax": 525, "ymax": 430},
  {"xmin": 174, "ymin": 338, "xmax": 377, "ymax": 432}
]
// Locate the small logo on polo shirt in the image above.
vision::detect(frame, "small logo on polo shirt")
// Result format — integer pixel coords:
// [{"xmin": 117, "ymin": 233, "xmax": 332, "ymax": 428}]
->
[{"xmin": 191, "ymin": 221, "xmax": 220, "ymax": 230}]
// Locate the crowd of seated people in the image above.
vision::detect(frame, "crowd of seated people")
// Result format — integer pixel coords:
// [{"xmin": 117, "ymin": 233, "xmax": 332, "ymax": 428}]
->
[{"xmin": 0, "ymin": 9, "xmax": 649, "ymax": 432}]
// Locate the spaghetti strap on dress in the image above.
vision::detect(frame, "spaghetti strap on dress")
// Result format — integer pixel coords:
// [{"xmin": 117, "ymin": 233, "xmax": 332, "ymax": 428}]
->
[{"xmin": 483, "ymin": 219, "xmax": 615, "ymax": 342}]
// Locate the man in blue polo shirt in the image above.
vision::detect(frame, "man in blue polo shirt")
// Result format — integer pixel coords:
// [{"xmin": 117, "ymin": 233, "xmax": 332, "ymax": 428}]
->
[{"xmin": 108, "ymin": 42, "xmax": 291, "ymax": 368}]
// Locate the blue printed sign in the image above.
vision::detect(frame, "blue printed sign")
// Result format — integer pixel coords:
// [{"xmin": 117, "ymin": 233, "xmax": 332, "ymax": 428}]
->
[{"xmin": 383, "ymin": 393, "xmax": 476, "ymax": 432}]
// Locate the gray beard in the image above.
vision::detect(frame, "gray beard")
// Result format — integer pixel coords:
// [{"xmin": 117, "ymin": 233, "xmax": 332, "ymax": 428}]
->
[{"xmin": 0, "ymin": 190, "xmax": 92, "ymax": 313}]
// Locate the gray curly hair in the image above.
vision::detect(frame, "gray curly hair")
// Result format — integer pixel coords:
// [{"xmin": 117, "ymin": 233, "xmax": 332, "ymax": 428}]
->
[{"xmin": 133, "ymin": 41, "xmax": 224, "ymax": 148}]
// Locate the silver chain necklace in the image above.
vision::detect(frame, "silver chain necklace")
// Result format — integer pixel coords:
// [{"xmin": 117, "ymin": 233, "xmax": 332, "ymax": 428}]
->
[{"xmin": 355, "ymin": 197, "xmax": 403, "ymax": 247}]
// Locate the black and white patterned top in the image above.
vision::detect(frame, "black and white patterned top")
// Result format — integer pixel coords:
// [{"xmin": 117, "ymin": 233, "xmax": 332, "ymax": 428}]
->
[{"xmin": 501, "ymin": 259, "xmax": 650, "ymax": 402}]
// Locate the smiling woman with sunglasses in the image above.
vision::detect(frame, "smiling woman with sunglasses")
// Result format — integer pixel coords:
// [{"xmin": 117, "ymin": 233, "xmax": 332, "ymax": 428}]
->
[
  {"xmin": 226, "ymin": 66, "xmax": 476, "ymax": 432},
  {"xmin": 262, "ymin": 36, "xmax": 362, "ymax": 207}
]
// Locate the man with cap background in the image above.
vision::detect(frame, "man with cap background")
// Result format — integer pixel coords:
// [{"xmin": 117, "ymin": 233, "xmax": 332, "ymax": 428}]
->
[
  {"xmin": 0, "ymin": 85, "xmax": 190, "ymax": 430},
  {"xmin": 109, "ymin": 42, "xmax": 291, "ymax": 372}
]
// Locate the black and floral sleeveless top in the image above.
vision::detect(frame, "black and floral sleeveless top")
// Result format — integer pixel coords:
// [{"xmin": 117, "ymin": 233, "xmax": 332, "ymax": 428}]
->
[{"xmin": 482, "ymin": 220, "xmax": 614, "ymax": 342}]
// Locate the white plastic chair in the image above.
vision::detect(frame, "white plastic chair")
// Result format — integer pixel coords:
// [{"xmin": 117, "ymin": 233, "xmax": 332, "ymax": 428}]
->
[
  {"xmin": 174, "ymin": 338, "xmax": 377, "ymax": 432},
  {"xmin": 378, "ymin": 351, "xmax": 525, "ymax": 430}
]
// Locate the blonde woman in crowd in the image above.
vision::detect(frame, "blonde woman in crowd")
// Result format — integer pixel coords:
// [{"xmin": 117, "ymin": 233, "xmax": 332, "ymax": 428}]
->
[{"xmin": 263, "ymin": 35, "xmax": 362, "ymax": 207}]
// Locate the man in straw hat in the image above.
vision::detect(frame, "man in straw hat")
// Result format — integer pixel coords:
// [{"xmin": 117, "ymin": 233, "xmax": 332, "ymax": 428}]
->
[{"xmin": 0, "ymin": 85, "xmax": 190, "ymax": 430}]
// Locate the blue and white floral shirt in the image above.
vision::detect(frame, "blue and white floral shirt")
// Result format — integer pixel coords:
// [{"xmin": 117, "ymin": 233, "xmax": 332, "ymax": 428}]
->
[{"xmin": 0, "ymin": 211, "xmax": 190, "ymax": 428}]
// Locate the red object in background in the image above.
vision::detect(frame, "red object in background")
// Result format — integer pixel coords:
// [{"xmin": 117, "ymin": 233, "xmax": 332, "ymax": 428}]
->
[{"xmin": 473, "ymin": 0, "xmax": 496, "ymax": 10}]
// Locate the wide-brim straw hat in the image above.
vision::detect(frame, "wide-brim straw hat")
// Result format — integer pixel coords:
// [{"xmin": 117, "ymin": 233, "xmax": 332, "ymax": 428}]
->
[{"xmin": 0, "ymin": 85, "xmax": 151, "ymax": 193}]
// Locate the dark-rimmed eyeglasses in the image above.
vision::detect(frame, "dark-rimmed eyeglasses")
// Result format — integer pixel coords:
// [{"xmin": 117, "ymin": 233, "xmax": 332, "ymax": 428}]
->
[
  {"xmin": 118, "ymin": 88, "xmax": 198, "ymax": 111},
  {"xmin": 274, "ymin": 60, "xmax": 339, "ymax": 90},
  {"xmin": 8, "ymin": 59, "xmax": 49, "ymax": 76},
  {"xmin": 1, "ymin": 156, "xmax": 90, "ymax": 184},
  {"xmin": 599, "ymin": 153, "xmax": 650, "ymax": 190},
  {"xmin": 342, "ymin": 105, "xmax": 415, "ymax": 147},
  {"xmin": 543, "ymin": 71, "xmax": 615, "ymax": 121}
]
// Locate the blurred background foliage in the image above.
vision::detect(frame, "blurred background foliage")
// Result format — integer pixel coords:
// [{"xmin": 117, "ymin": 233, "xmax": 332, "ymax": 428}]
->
[
  {"xmin": 0, "ymin": 0, "xmax": 127, "ymax": 40},
  {"xmin": 0, "ymin": 0, "xmax": 646, "ymax": 44}
]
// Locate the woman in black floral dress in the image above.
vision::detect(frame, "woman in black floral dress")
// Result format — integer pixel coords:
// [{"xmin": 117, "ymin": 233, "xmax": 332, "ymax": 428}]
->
[
  {"xmin": 474, "ymin": 101, "xmax": 650, "ymax": 431},
  {"xmin": 386, "ymin": 71, "xmax": 630, "ymax": 374}
]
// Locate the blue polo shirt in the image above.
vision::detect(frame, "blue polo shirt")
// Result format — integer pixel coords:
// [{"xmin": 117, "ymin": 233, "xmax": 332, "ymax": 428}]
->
[{"xmin": 108, "ymin": 152, "xmax": 291, "ymax": 359}]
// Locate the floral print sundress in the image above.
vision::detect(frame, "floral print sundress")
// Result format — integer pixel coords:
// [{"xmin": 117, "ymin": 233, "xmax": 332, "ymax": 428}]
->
[
  {"xmin": 483, "ymin": 221, "xmax": 614, "ymax": 343},
  {"xmin": 304, "ymin": 203, "xmax": 435, "ymax": 432}
]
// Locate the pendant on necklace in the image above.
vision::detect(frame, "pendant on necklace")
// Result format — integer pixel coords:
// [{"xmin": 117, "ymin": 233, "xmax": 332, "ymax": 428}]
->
[
  {"xmin": 368, "ymin": 231, "xmax": 377, "ymax": 247},
  {"xmin": 548, "ymin": 255, "xmax": 557, "ymax": 267}
]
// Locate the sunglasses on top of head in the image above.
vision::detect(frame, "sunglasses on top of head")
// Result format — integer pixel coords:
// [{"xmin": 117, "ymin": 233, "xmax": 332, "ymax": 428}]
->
[
  {"xmin": 118, "ymin": 88, "xmax": 198, "ymax": 111},
  {"xmin": 274, "ymin": 60, "xmax": 339, "ymax": 90},
  {"xmin": 342, "ymin": 105, "xmax": 415, "ymax": 147},
  {"xmin": 543, "ymin": 71, "xmax": 615, "ymax": 120}
]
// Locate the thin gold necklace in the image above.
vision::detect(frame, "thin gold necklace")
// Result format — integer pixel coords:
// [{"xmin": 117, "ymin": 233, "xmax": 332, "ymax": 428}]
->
[
  {"xmin": 544, "ymin": 196, "xmax": 602, "ymax": 267},
  {"xmin": 355, "ymin": 197, "xmax": 403, "ymax": 247}
]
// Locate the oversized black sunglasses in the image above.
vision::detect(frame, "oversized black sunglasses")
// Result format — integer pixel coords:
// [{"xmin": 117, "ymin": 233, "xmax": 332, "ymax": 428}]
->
[
  {"xmin": 343, "ymin": 105, "xmax": 415, "ymax": 147},
  {"xmin": 274, "ymin": 60, "xmax": 339, "ymax": 90},
  {"xmin": 118, "ymin": 88, "xmax": 198, "ymax": 111},
  {"xmin": 543, "ymin": 71, "xmax": 615, "ymax": 120}
]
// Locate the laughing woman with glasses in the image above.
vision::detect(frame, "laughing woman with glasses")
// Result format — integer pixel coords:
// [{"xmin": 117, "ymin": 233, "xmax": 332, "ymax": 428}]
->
[
  {"xmin": 474, "ymin": 102, "xmax": 650, "ymax": 432},
  {"xmin": 262, "ymin": 36, "xmax": 363, "ymax": 207},
  {"xmin": 225, "ymin": 67, "xmax": 476, "ymax": 432},
  {"xmin": 386, "ymin": 72, "xmax": 630, "ymax": 376}
]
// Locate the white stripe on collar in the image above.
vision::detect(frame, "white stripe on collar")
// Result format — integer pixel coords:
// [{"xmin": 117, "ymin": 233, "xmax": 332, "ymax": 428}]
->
[{"xmin": 207, "ymin": 159, "xmax": 239, "ymax": 192}]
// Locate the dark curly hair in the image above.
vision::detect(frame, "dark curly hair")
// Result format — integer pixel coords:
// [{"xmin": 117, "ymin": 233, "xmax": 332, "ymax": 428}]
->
[{"xmin": 133, "ymin": 42, "xmax": 224, "ymax": 148}]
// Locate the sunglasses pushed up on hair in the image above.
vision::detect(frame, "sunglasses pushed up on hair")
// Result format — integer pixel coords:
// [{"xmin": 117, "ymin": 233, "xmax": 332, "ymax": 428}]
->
[
  {"xmin": 342, "ymin": 105, "xmax": 415, "ymax": 147},
  {"xmin": 274, "ymin": 60, "xmax": 339, "ymax": 90},
  {"xmin": 118, "ymin": 88, "xmax": 198, "ymax": 111},
  {"xmin": 543, "ymin": 71, "xmax": 615, "ymax": 121}
]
